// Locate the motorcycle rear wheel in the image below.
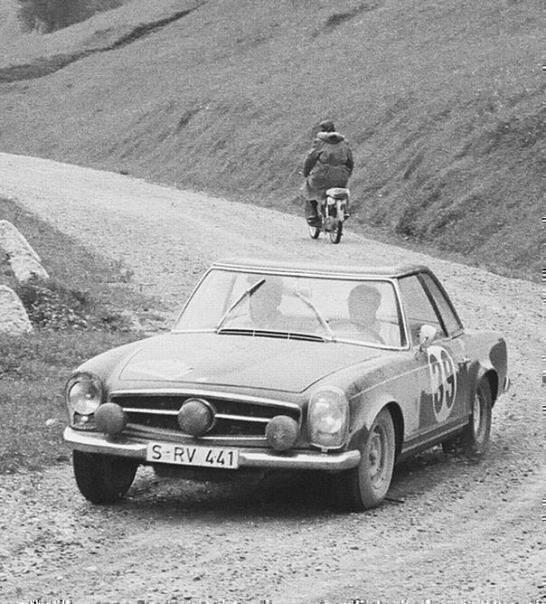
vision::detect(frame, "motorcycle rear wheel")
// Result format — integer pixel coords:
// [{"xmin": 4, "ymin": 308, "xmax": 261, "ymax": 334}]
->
[
  {"xmin": 308, "ymin": 225, "xmax": 321, "ymax": 239},
  {"xmin": 329, "ymin": 221, "xmax": 343, "ymax": 244}
]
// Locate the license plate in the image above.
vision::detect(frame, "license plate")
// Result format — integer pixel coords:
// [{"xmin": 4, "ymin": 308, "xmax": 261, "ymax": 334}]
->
[{"xmin": 146, "ymin": 442, "xmax": 239, "ymax": 469}]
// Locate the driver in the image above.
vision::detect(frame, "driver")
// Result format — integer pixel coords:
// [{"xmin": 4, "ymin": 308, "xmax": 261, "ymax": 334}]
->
[
  {"xmin": 347, "ymin": 284, "xmax": 383, "ymax": 342},
  {"xmin": 249, "ymin": 279, "xmax": 286, "ymax": 329}
]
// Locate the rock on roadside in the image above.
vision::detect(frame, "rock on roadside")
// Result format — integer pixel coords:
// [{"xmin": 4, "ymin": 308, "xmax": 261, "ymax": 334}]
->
[
  {"xmin": 0, "ymin": 284, "xmax": 32, "ymax": 334},
  {"xmin": 0, "ymin": 219, "xmax": 49, "ymax": 282},
  {"xmin": 0, "ymin": 219, "xmax": 52, "ymax": 334}
]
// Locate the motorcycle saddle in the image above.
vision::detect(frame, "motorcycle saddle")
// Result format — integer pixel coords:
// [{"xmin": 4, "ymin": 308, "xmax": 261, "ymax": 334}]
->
[{"xmin": 326, "ymin": 187, "xmax": 350, "ymax": 199}]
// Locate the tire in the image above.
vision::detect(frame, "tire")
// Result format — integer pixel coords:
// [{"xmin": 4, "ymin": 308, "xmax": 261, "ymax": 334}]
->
[
  {"xmin": 308, "ymin": 225, "xmax": 320, "ymax": 239},
  {"xmin": 440, "ymin": 435, "xmax": 458, "ymax": 455},
  {"xmin": 333, "ymin": 407, "xmax": 395, "ymax": 511},
  {"xmin": 460, "ymin": 379, "xmax": 492, "ymax": 456},
  {"xmin": 329, "ymin": 221, "xmax": 343, "ymax": 244},
  {"xmin": 72, "ymin": 450, "xmax": 138, "ymax": 504}
]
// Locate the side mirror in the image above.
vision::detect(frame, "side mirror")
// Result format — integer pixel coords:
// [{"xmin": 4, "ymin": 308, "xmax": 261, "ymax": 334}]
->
[{"xmin": 418, "ymin": 324, "xmax": 438, "ymax": 350}]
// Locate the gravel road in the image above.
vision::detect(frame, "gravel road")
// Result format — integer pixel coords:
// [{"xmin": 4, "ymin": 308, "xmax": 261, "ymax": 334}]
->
[{"xmin": 0, "ymin": 152, "xmax": 542, "ymax": 603}]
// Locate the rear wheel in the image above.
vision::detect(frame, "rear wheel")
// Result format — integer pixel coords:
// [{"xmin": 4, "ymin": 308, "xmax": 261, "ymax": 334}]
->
[
  {"xmin": 308, "ymin": 224, "xmax": 321, "ymax": 239},
  {"xmin": 460, "ymin": 380, "xmax": 492, "ymax": 456},
  {"xmin": 442, "ymin": 380, "xmax": 492, "ymax": 457},
  {"xmin": 333, "ymin": 408, "xmax": 395, "ymax": 511},
  {"xmin": 329, "ymin": 221, "xmax": 343, "ymax": 244},
  {"xmin": 73, "ymin": 450, "xmax": 138, "ymax": 504}
]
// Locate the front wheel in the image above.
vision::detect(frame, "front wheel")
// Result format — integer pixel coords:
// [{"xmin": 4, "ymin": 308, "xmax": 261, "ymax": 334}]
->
[
  {"xmin": 333, "ymin": 407, "xmax": 395, "ymax": 511},
  {"xmin": 329, "ymin": 221, "xmax": 343, "ymax": 244},
  {"xmin": 72, "ymin": 450, "xmax": 138, "ymax": 504}
]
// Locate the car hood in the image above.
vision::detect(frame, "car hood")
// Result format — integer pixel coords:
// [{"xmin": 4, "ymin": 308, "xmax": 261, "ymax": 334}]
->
[{"xmin": 112, "ymin": 332, "xmax": 383, "ymax": 393}]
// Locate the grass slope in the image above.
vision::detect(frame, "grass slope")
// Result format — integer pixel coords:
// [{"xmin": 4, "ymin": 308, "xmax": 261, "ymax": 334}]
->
[{"xmin": 0, "ymin": 0, "xmax": 543, "ymax": 279}]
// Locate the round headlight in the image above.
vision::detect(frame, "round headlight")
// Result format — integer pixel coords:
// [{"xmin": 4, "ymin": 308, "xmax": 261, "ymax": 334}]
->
[
  {"xmin": 308, "ymin": 387, "xmax": 349, "ymax": 449},
  {"xmin": 66, "ymin": 373, "xmax": 103, "ymax": 416}
]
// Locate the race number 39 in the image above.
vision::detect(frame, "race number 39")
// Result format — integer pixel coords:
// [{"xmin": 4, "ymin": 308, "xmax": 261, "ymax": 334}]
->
[{"xmin": 427, "ymin": 345, "xmax": 457, "ymax": 422}]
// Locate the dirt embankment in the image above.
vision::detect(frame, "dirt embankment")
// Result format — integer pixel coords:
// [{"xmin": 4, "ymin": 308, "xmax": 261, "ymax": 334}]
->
[
  {"xmin": 0, "ymin": 0, "xmax": 543, "ymax": 279},
  {"xmin": 0, "ymin": 153, "xmax": 542, "ymax": 603}
]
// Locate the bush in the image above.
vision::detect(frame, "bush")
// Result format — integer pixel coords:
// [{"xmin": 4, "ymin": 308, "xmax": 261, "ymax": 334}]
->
[
  {"xmin": 14, "ymin": 276, "xmax": 148, "ymax": 332},
  {"xmin": 15, "ymin": 276, "xmax": 89, "ymax": 330},
  {"xmin": 16, "ymin": 0, "xmax": 124, "ymax": 33}
]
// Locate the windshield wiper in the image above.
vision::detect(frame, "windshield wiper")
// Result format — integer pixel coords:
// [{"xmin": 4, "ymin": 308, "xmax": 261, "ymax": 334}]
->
[
  {"xmin": 215, "ymin": 278, "xmax": 265, "ymax": 332},
  {"xmin": 294, "ymin": 291, "xmax": 335, "ymax": 340}
]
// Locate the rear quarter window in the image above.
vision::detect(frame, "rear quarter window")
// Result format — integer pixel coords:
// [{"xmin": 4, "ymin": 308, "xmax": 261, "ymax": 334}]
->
[
  {"xmin": 398, "ymin": 275, "xmax": 445, "ymax": 344},
  {"xmin": 419, "ymin": 273, "xmax": 462, "ymax": 335}
]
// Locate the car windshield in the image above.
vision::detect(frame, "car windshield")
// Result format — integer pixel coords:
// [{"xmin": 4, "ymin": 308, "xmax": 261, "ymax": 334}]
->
[{"xmin": 174, "ymin": 269, "xmax": 406, "ymax": 348}]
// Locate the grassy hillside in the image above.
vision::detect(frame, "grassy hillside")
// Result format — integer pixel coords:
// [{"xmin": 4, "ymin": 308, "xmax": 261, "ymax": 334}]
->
[{"xmin": 0, "ymin": 0, "xmax": 543, "ymax": 279}]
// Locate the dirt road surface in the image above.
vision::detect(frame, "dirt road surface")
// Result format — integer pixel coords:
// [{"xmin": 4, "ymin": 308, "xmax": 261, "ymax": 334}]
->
[{"xmin": 0, "ymin": 152, "xmax": 542, "ymax": 603}]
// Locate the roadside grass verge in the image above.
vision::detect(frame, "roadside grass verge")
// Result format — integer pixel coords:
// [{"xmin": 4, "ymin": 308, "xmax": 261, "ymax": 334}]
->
[
  {"xmin": 0, "ymin": 331, "xmax": 138, "ymax": 473},
  {"xmin": 0, "ymin": 197, "xmax": 143, "ymax": 309},
  {"xmin": 0, "ymin": 197, "xmax": 160, "ymax": 473}
]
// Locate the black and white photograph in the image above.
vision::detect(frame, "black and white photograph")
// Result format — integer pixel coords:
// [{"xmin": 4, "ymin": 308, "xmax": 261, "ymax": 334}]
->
[{"xmin": 0, "ymin": 0, "xmax": 543, "ymax": 602}]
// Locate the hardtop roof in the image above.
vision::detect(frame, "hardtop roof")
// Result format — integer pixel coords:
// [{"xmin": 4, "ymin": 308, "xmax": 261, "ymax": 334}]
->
[{"xmin": 212, "ymin": 257, "xmax": 430, "ymax": 278}]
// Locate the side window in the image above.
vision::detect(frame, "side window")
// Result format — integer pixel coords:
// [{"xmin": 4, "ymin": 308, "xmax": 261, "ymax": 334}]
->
[
  {"xmin": 398, "ymin": 275, "xmax": 445, "ymax": 344},
  {"xmin": 420, "ymin": 273, "xmax": 462, "ymax": 335}
]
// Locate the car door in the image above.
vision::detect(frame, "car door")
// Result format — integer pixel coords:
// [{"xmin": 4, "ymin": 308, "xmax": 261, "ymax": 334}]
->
[{"xmin": 398, "ymin": 272, "xmax": 469, "ymax": 443}]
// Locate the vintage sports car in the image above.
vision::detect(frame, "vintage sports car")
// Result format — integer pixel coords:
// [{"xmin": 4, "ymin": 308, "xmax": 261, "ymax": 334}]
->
[{"xmin": 63, "ymin": 258, "xmax": 509, "ymax": 510}]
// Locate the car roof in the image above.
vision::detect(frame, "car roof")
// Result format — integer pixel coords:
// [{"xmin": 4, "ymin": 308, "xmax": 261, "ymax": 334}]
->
[{"xmin": 212, "ymin": 257, "xmax": 430, "ymax": 279}]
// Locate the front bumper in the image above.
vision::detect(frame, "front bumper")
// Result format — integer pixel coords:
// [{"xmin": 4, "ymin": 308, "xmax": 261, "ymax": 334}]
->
[{"xmin": 63, "ymin": 427, "xmax": 361, "ymax": 471}]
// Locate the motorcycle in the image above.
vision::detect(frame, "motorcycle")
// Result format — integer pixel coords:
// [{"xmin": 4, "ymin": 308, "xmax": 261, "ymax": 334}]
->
[{"xmin": 307, "ymin": 187, "xmax": 349, "ymax": 244}]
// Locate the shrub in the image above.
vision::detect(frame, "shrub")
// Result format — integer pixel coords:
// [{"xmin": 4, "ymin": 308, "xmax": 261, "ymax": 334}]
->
[{"xmin": 15, "ymin": 276, "xmax": 89, "ymax": 330}]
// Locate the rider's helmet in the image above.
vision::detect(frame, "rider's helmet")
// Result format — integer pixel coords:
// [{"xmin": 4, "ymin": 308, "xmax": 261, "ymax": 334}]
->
[{"xmin": 319, "ymin": 119, "xmax": 335, "ymax": 132}]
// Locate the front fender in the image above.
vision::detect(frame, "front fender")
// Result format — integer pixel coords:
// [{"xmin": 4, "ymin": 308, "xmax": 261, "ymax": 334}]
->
[{"xmin": 347, "ymin": 392, "xmax": 403, "ymax": 458}]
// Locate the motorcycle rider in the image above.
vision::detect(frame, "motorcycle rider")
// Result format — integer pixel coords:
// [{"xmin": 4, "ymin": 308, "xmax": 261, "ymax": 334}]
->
[{"xmin": 301, "ymin": 120, "xmax": 354, "ymax": 226}]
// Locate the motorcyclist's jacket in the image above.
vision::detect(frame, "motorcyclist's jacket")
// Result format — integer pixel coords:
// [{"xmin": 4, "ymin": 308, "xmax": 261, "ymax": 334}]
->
[{"xmin": 302, "ymin": 132, "xmax": 354, "ymax": 199}]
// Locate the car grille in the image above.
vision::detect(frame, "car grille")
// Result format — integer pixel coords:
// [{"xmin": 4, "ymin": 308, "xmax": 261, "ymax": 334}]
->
[{"xmin": 109, "ymin": 392, "xmax": 301, "ymax": 439}]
